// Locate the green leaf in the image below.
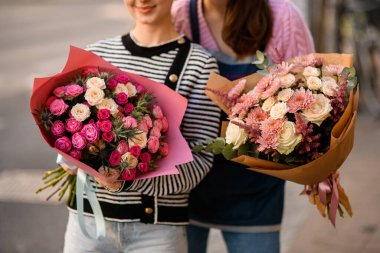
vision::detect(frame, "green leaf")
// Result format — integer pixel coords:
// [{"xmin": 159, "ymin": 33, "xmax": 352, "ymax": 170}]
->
[
  {"xmin": 213, "ymin": 138, "xmax": 226, "ymax": 154},
  {"xmin": 192, "ymin": 144, "xmax": 204, "ymax": 153},
  {"xmin": 341, "ymin": 67, "xmax": 356, "ymax": 79},
  {"xmin": 237, "ymin": 143, "xmax": 249, "ymax": 156},
  {"xmin": 205, "ymin": 142, "xmax": 214, "ymax": 153},
  {"xmin": 347, "ymin": 77, "xmax": 357, "ymax": 92},
  {"xmin": 222, "ymin": 144, "xmax": 236, "ymax": 160}
]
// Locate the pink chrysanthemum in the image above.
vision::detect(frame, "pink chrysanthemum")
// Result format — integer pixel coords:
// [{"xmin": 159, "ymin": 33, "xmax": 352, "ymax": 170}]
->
[
  {"xmin": 294, "ymin": 55, "xmax": 323, "ymax": 67},
  {"xmin": 324, "ymin": 64, "xmax": 345, "ymax": 76},
  {"xmin": 231, "ymin": 94, "xmax": 259, "ymax": 119},
  {"xmin": 287, "ymin": 88, "xmax": 315, "ymax": 113},
  {"xmin": 271, "ymin": 62, "xmax": 295, "ymax": 76},
  {"xmin": 246, "ymin": 107, "xmax": 268, "ymax": 129},
  {"xmin": 228, "ymin": 79, "xmax": 246, "ymax": 100},
  {"xmin": 256, "ymin": 118, "xmax": 284, "ymax": 151},
  {"xmin": 253, "ymin": 75, "xmax": 281, "ymax": 100}
]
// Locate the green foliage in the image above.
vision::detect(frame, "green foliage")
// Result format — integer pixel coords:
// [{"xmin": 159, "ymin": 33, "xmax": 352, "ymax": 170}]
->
[{"xmin": 222, "ymin": 144, "xmax": 236, "ymax": 160}]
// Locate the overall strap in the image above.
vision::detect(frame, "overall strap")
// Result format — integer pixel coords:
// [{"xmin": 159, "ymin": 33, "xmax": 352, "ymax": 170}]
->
[
  {"xmin": 164, "ymin": 37, "xmax": 191, "ymax": 90},
  {"xmin": 189, "ymin": 0, "xmax": 200, "ymax": 44}
]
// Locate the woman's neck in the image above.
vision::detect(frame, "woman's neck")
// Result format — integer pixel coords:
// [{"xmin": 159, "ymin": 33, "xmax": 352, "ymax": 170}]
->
[
  {"xmin": 132, "ymin": 20, "xmax": 180, "ymax": 46},
  {"xmin": 203, "ymin": 0, "xmax": 227, "ymax": 16}
]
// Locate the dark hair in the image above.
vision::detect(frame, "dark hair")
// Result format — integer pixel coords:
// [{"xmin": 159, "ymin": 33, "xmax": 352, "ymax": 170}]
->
[{"xmin": 222, "ymin": 0, "xmax": 273, "ymax": 59}]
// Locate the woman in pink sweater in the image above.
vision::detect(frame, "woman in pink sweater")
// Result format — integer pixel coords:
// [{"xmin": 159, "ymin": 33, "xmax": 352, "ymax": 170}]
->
[{"xmin": 172, "ymin": 0, "xmax": 314, "ymax": 253}]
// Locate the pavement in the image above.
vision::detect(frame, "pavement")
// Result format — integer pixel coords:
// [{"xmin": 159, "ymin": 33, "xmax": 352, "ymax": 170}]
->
[{"xmin": 0, "ymin": 1, "xmax": 379, "ymax": 253}]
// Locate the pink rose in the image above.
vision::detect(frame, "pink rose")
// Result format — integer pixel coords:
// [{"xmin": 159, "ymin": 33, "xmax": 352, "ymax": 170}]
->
[
  {"xmin": 53, "ymin": 86, "xmax": 65, "ymax": 97},
  {"xmin": 51, "ymin": 120, "xmax": 65, "ymax": 137},
  {"xmin": 138, "ymin": 122, "xmax": 149, "ymax": 133},
  {"xmin": 82, "ymin": 67, "xmax": 99, "ymax": 76},
  {"xmin": 152, "ymin": 105, "xmax": 164, "ymax": 119},
  {"xmin": 120, "ymin": 169, "xmax": 136, "ymax": 180},
  {"xmin": 109, "ymin": 150, "xmax": 122, "ymax": 167},
  {"xmin": 135, "ymin": 83, "xmax": 147, "ymax": 94},
  {"xmin": 130, "ymin": 145, "xmax": 141, "ymax": 157},
  {"xmin": 98, "ymin": 120, "xmax": 113, "ymax": 132},
  {"xmin": 46, "ymin": 96, "xmax": 56, "ymax": 108},
  {"xmin": 139, "ymin": 152, "xmax": 151, "ymax": 162},
  {"xmin": 123, "ymin": 116, "xmax": 137, "ymax": 129},
  {"xmin": 147, "ymin": 136, "xmax": 159, "ymax": 154},
  {"xmin": 143, "ymin": 115, "xmax": 153, "ymax": 128},
  {"xmin": 72, "ymin": 132, "xmax": 87, "ymax": 150},
  {"xmin": 137, "ymin": 162, "xmax": 149, "ymax": 173},
  {"xmin": 116, "ymin": 92, "xmax": 128, "ymax": 105},
  {"xmin": 116, "ymin": 140, "xmax": 129, "ymax": 155},
  {"xmin": 54, "ymin": 136, "xmax": 72, "ymax": 153},
  {"xmin": 107, "ymin": 78, "xmax": 118, "ymax": 90},
  {"xmin": 97, "ymin": 109, "xmax": 111, "ymax": 120},
  {"xmin": 81, "ymin": 123, "xmax": 100, "ymax": 143},
  {"xmin": 159, "ymin": 142, "xmax": 169, "ymax": 157},
  {"xmin": 65, "ymin": 84, "xmax": 84, "ymax": 98},
  {"xmin": 69, "ymin": 149, "xmax": 82, "ymax": 160},
  {"xmin": 49, "ymin": 98, "xmax": 69, "ymax": 116},
  {"xmin": 115, "ymin": 74, "xmax": 130, "ymax": 84},
  {"xmin": 150, "ymin": 126, "xmax": 161, "ymax": 138},
  {"xmin": 65, "ymin": 118, "xmax": 82, "ymax": 133},
  {"xmin": 153, "ymin": 119, "xmax": 163, "ymax": 131},
  {"xmin": 124, "ymin": 103, "xmax": 134, "ymax": 115},
  {"xmin": 161, "ymin": 117, "xmax": 169, "ymax": 133},
  {"xmin": 102, "ymin": 131, "xmax": 114, "ymax": 143}
]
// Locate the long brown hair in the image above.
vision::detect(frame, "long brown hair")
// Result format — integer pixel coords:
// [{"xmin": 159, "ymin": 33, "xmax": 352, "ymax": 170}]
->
[{"xmin": 222, "ymin": 0, "xmax": 273, "ymax": 59}]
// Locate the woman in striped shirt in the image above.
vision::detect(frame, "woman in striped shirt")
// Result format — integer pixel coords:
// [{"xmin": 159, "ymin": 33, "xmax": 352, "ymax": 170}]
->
[{"xmin": 60, "ymin": 0, "xmax": 220, "ymax": 252}]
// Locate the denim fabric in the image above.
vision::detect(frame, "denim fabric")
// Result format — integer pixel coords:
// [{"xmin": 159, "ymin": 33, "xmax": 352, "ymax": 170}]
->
[
  {"xmin": 64, "ymin": 212, "xmax": 187, "ymax": 253},
  {"xmin": 187, "ymin": 225, "xmax": 279, "ymax": 253}
]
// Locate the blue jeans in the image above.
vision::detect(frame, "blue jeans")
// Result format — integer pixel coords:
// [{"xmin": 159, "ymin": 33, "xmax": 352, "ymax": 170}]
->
[
  {"xmin": 187, "ymin": 224, "xmax": 279, "ymax": 253},
  {"xmin": 64, "ymin": 212, "xmax": 187, "ymax": 253}
]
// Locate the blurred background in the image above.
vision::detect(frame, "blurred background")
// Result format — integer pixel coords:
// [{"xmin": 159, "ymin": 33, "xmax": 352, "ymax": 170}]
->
[{"xmin": 0, "ymin": 0, "xmax": 379, "ymax": 252}]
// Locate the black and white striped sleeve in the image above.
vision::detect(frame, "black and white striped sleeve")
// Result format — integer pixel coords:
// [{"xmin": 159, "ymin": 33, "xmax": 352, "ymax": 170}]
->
[{"xmin": 128, "ymin": 49, "xmax": 221, "ymax": 196}]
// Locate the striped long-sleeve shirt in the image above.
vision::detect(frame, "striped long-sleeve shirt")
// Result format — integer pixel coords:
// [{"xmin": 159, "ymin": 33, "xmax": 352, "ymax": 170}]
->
[{"xmin": 67, "ymin": 34, "xmax": 221, "ymax": 224}]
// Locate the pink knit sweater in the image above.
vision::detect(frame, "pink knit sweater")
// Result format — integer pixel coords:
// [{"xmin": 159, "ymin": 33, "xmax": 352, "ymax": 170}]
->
[{"xmin": 171, "ymin": 0, "xmax": 315, "ymax": 63}]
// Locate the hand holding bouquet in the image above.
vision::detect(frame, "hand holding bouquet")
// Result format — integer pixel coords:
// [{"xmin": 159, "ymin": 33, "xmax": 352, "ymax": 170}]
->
[{"xmin": 193, "ymin": 53, "xmax": 358, "ymax": 226}]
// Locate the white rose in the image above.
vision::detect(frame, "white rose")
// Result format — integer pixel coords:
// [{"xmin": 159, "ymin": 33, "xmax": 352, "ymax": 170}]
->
[
  {"xmin": 113, "ymin": 83, "xmax": 129, "ymax": 95},
  {"xmin": 301, "ymin": 94, "xmax": 333, "ymax": 126},
  {"xmin": 262, "ymin": 96, "xmax": 277, "ymax": 112},
  {"xmin": 303, "ymin": 66, "xmax": 321, "ymax": 77},
  {"xmin": 70, "ymin": 103, "xmax": 91, "ymax": 122},
  {"xmin": 128, "ymin": 131, "xmax": 148, "ymax": 148},
  {"xmin": 126, "ymin": 82, "xmax": 138, "ymax": 97},
  {"xmin": 321, "ymin": 76, "xmax": 339, "ymax": 97},
  {"xmin": 275, "ymin": 121, "xmax": 302, "ymax": 155},
  {"xmin": 86, "ymin": 77, "xmax": 106, "ymax": 89},
  {"xmin": 270, "ymin": 102, "xmax": 289, "ymax": 119},
  {"xmin": 225, "ymin": 119, "xmax": 248, "ymax": 150},
  {"xmin": 279, "ymin": 73, "xmax": 296, "ymax": 88},
  {"xmin": 96, "ymin": 98, "xmax": 119, "ymax": 115},
  {"xmin": 306, "ymin": 76, "xmax": 322, "ymax": 90},
  {"xmin": 121, "ymin": 152, "xmax": 138, "ymax": 168},
  {"xmin": 277, "ymin": 88, "xmax": 294, "ymax": 102},
  {"xmin": 84, "ymin": 87, "xmax": 105, "ymax": 106}
]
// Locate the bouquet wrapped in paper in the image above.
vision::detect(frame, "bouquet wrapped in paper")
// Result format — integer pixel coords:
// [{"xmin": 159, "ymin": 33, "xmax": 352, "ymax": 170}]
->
[
  {"xmin": 193, "ymin": 53, "xmax": 358, "ymax": 226},
  {"xmin": 31, "ymin": 46, "xmax": 192, "ymax": 202}
]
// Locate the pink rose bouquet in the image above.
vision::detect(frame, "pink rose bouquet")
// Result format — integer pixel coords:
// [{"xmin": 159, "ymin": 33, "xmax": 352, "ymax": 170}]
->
[{"xmin": 33, "ymin": 46, "xmax": 192, "ymax": 204}]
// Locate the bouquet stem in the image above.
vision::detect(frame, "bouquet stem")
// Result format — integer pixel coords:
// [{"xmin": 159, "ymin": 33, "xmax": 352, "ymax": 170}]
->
[{"xmin": 36, "ymin": 167, "xmax": 77, "ymax": 207}]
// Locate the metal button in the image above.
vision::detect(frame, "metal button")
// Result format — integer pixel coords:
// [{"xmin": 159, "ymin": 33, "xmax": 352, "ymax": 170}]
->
[
  {"xmin": 145, "ymin": 207, "xmax": 153, "ymax": 214},
  {"xmin": 169, "ymin": 74, "xmax": 178, "ymax": 83},
  {"xmin": 177, "ymin": 38, "xmax": 186, "ymax": 44}
]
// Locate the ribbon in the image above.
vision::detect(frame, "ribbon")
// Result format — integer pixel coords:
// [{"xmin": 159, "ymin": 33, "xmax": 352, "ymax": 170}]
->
[
  {"xmin": 318, "ymin": 173, "xmax": 340, "ymax": 227},
  {"xmin": 76, "ymin": 169, "xmax": 106, "ymax": 239}
]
